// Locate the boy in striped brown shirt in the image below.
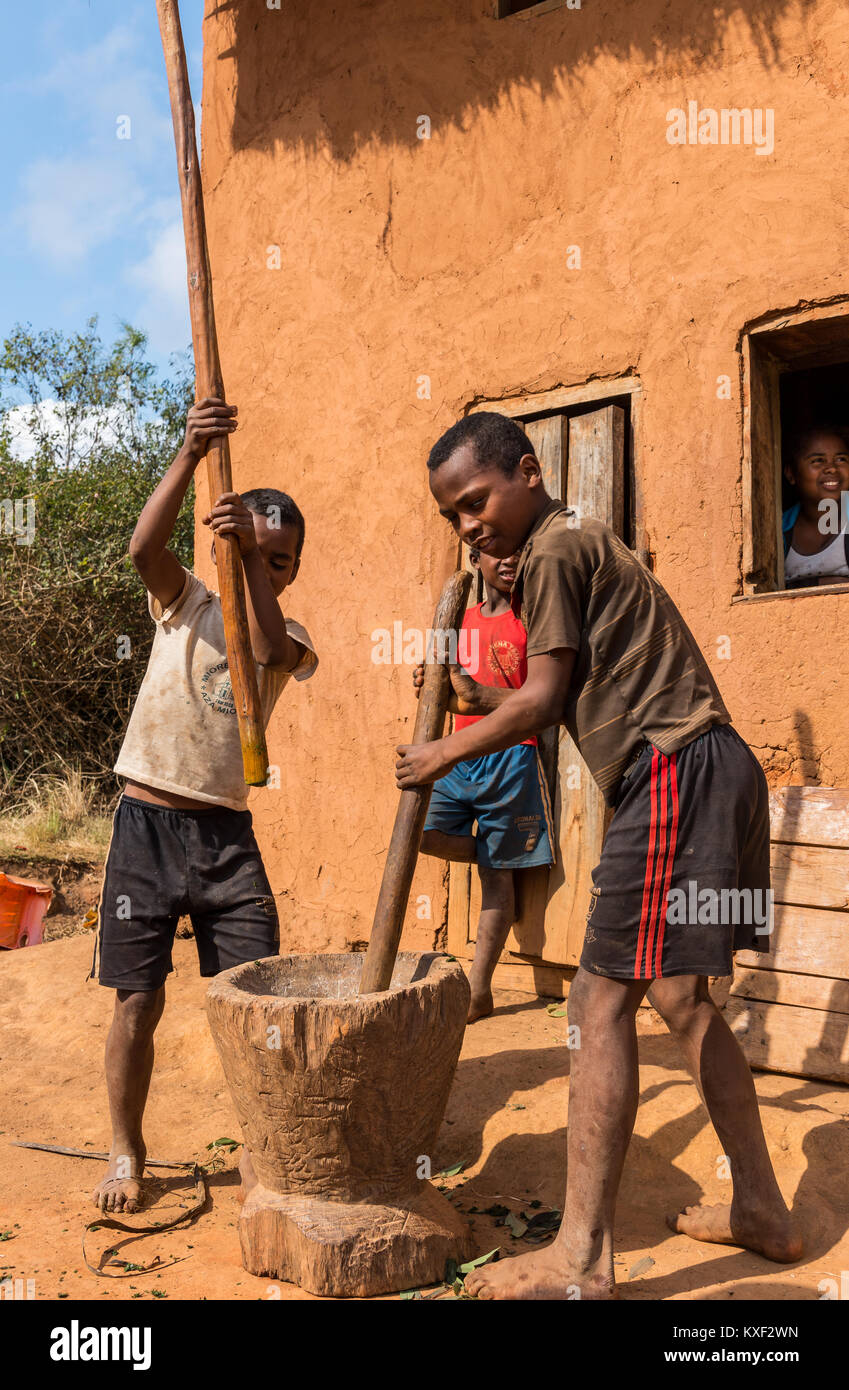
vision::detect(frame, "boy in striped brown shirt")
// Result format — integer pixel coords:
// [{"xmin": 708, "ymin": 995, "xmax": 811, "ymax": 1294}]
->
[{"xmin": 396, "ymin": 411, "xmax": 801, "ymax": 1300}]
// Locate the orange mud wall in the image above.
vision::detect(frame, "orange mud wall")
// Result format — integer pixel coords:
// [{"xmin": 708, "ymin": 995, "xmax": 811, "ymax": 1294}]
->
[{"xmin": 198, "ymin": 0, "xmax": 849, "ymax": 954}]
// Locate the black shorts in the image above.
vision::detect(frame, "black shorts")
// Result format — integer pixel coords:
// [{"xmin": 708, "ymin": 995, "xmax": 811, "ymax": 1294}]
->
[
  {"xmin": 581, "ymin": 723, "xmax": 771, "ymax": 981},
  {"xmin": 91, "ymin": 795, "xmax": 280, "ymax": 992}
]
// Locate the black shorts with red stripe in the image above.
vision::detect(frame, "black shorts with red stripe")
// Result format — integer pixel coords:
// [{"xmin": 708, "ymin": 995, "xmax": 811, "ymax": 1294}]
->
[{"xmin": 581, "ymin": 722, "xmax": 771, "ymax": 981}]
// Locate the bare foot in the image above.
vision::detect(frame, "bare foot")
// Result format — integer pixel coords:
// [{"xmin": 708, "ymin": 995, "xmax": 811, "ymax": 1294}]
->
[
  {"xmin": 92, "ymin": 1145, "xmax": 146, "ymax": 1214},
  {"xmin": 465, "ymin": 1245, "xmax": 616, "ymax": 1301},
  {"xmin": 467, "ymin": 990, "xmax": 494, "ymax": 1023},
  {"xmin": 668, "ymin": 1203, "xmax": 802, "ymax": 1263}
]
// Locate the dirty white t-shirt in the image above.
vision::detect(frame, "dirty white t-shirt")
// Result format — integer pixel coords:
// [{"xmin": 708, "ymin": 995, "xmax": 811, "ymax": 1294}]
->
[
  {"xmin": 784, "ymin": 528, "xmax": 849, "ymax": 584},
  {"xmin": 114, "ymin": 565, "xmax": 317, "ymax": 810}
]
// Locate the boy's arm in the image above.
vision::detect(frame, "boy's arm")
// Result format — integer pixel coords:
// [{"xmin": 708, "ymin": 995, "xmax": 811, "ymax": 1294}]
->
[
  {"xmin": 396, "ymin": 648, "xmax": 575, "ymax": 787},
  {"xmin": 129, "ymin": 397, "xmax": 238, "ymax": 608},
  {"xmin": 242, "ymin": 549, "xmax": 304, "ymax": 669},
  {"xmin": 411, "ymin": 661, "xmax": 511, "ymax": 717},
  {"xmin": 203, "ymin": 491, "xmax": 303, "ymax": 669}
]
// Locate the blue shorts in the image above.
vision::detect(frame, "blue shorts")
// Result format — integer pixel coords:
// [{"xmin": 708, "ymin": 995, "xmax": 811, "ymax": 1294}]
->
[{"xmin": 424, "ymin": 744, "xmax": 556, "ymax": 869}]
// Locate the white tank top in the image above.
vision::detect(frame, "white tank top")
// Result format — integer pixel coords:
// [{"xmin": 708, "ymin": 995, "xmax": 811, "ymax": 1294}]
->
[{"xmin": 784, "ymin": 528, "xmax": 849, "ymax": 583}]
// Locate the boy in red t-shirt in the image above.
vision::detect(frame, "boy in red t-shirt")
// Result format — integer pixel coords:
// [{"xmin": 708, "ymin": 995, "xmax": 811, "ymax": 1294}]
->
[{"xmin": 416, "ymin": 547, "xmax": 555, "ymax": 1022}]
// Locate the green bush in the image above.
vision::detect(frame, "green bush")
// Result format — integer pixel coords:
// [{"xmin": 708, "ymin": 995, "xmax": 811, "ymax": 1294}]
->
[{"xmin": 0, "ymin": 319, "xmax": 195, "ymax": 812}]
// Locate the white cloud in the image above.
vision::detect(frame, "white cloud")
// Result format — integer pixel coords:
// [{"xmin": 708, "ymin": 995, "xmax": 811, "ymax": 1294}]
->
[
  {"xmin": 16, "ymin": 157, "xmax": 145, "ymax": 267},
  {"xmin": 5, "ymin": 398, "xmax": 137, "ymax": 466},
  {"xmin": 128, "ymin": 219, "xmax": 191, "ymax": 356},
  {"xmin": 8, "ymin": 8, "xmax": 201, "ymax": 361},
  {"xmin": 14, "ymin": 20, "xmax": 174, "ymax": 161},
  {"xmin": 130, "ymin": 219, "xmax": 186, "ymax": 299}
]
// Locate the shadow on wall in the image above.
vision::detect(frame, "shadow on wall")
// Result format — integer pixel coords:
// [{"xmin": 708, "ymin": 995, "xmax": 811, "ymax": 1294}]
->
[
  {"xmin": 791, "ymin": 708, "xmax": 819, "ymax": 786},
  {"xmin": 213, "ymin": 0, "xmax": 820, "ymax": 161}
]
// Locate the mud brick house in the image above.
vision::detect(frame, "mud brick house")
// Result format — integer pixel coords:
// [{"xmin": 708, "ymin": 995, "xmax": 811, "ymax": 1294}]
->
[{"xmin": 197, "ymin": 0, "xmax": 849, "ymax": 1081}]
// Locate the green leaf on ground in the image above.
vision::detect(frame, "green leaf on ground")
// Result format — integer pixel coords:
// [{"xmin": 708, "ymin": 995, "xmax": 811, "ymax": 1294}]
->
[
  {"xmin": 458, "ymin": 1248, "xmax": 499, "ymax": 1274},
  {"xmin": 504, "ymin": 1212, "xmax": 528, "ymax": 1239},
  {"xmin": 438, "ymin": 1161, "xmax": 465, "ymax": 1177},
  {"xmin": 628, "ymin": 1255, "xmax": 655, "ymax": 1280}
]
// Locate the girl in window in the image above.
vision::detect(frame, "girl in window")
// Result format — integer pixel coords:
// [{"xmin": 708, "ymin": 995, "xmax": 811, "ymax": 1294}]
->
[{"xmin": 782, "ymin": 425, "xmax": 849, "ymax": 588}]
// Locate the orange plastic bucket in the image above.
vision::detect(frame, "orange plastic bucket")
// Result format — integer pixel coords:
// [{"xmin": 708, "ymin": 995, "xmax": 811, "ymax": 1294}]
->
[{"xmin": 0, "ymin": 873, "xmax": 52, "ymax": 949}]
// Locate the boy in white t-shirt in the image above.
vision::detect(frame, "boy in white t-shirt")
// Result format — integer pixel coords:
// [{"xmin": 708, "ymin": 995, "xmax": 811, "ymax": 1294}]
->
[{"xmin": 91, "ymin": 396, "xmax": 317, "ymax": 1214}]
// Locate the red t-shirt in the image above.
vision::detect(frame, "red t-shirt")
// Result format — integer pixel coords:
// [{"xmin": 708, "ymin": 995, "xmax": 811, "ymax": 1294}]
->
[{"xmin": 454, "ymin": 602, "xmax": 537, "ymax": 748}]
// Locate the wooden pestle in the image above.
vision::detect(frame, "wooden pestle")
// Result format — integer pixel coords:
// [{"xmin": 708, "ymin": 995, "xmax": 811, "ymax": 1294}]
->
[
  {"xmin": 156, "ymin": 0, "xmax": 269, "ymax": 786},
  {"xmin": 360, "ymin": 569, "xmax": 472, "ymax": 994}
]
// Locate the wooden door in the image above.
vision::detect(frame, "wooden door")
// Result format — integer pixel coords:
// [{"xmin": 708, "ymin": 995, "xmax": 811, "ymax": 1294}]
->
[{"xmin": 447, "ymin": 404, "xmax": 626, "ymax": 978}]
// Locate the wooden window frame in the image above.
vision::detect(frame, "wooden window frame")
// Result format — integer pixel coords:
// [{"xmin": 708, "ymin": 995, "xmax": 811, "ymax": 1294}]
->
[
  {"xmin": 468, "ymin": 374, "xmax": 645, "ymax": 558},
  {"xmin": 495, "ymin": 0, "xmax": 573, "ymax": 19},
  {"xmin": 740, "ymin": 301, "xmax": 849, "ymax": 599}
]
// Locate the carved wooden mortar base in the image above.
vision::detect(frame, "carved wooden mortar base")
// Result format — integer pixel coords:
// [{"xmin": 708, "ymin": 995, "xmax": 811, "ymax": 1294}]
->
[
  {"xmin": 240, "ymin": 1181, "xmax": 470, "ymax": 1298},
  {"xmin": 206, "ymin": 951, "xmax": 473, "ymax": 1298}
]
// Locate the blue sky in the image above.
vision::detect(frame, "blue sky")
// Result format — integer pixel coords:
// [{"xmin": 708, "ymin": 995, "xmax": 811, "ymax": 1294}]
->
[{"xmin": 1, "ymin": 0, "xmax": 205, "ymax": 379}]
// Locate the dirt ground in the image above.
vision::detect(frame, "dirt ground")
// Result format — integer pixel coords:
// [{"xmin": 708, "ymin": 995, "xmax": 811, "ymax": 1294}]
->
[
  {"xmin": 2, "ymin": 853, "xmax": 195, "ymax": 946},
  {"xmin": 2, "ymin": 854, "xmax": 103, "ymax": 943},
  {"xmin": 1, "ymin": 933, "xmax": 846, "ymax": 1302}
]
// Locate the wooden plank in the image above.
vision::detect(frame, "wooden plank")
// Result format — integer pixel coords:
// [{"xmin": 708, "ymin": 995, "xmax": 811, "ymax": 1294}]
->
[
  {"xmin": 732, "ymin": 582, "xmax": 849, "ymax": 605},
  {"xmin": 446, "ymin": 860, "xmax": 472, "ymax": 958},
  {"xmin": 771, "ymin": 842, "xmax": 849, "ymax": 910},
  {"xmin": 735, "ymin": 903, "xmax": 849, "ymax": 979},
  {"xmin": 524, "ymin": 414, "xmax": 566, "ymax": 501},
  {"xmin": 730, "ymin": 967, "xmax": 849, "ymax": 1015},
  {"xmin": 725, "ymin": 996, "xmax": 849, "ymax": 1084},
  {"xmin": 769, "ymin": 787, "xmax": 849, "ymax": 847},
  {"xmin": 470, "ymin": 376, "xmax": 640, "ymax": 424},
  {"xmin": 748, "ymin": 302, "xmax": 849, "ymax": 357},
  {"xmin": 497, "ymin": 0, "xmax": 573, "ymax": 20},
  {"xmin": 469, "ymin": 859, "xmax": 482, "ymax": 935},
  {"xmin": 566, "ymin": 406, "xmax": 625, "ymax": 536},
  {"xmin": 629, "ymin": 386, "xmax": 648, "ymax": 564},
  {"xmin": 459, "ymin": 957, "xmax": 655, "ymax": 1010},
  {"xmin": 511, "ymin": 864, "xmax": 551, "ymax": 960},
  {"xmin": 545, "ymin": 406, "xmax": 624, "ymax": 965},
  {"xmin": 739, "ymin": 329, "xmax": 758, "ymax": 596},
  {"xmin": 481, "ymin": 958, "xmax": 573, "ymax": 999},
  {"xmin": 549, "ymin": 747, "xmax": 609, "ymax": 964},
  {"xmin": 505, "ymin": 414, "xmax": 566, "ymax": 957},
  {"xmin": 741, "ymin": 337, "xmax": 782, "ymax": 594}
]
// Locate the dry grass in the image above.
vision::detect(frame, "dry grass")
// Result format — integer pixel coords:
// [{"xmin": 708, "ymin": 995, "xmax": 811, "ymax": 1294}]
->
[{"xmin": 0, "ymin": 764, "xmax": 113, "ymax": 862}]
